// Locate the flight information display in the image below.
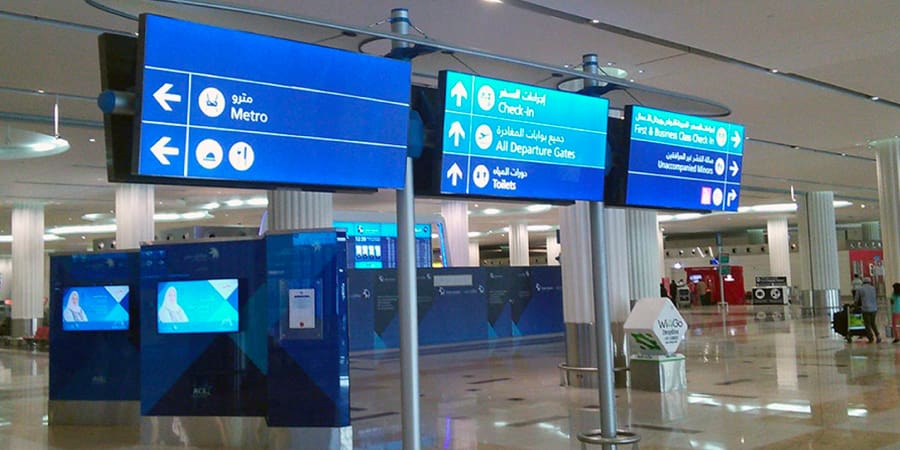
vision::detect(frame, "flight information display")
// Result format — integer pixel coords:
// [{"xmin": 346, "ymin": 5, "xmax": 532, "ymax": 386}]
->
[
  {"xmin": 335, "ymin": 221, "xmax": 432, "ymax": 269},
  {"xmin": 135, "ymin": 14, "xmax": 411, "ymax": 190},
  {"xmin": 623, "ymin": 105, "xmax": 744, "ymax": 211},
  {"xmin": 438, "ymin": 71, "xmax": 608, "ymax": 201}
]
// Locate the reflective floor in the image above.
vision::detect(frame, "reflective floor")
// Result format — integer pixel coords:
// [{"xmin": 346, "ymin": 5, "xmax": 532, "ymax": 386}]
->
[{"xmin": 4, "ymin": 305, "xmax": 900, "ymax": 449}]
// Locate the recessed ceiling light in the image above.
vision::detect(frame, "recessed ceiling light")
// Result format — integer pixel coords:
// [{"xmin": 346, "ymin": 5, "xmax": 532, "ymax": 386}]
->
[
  {"xmin": 36, "ymin": 89, "xmax": 45, "ymax": 94},
  {"xmin": 861, "ymin": 204, "xmax": 866, "ymax": 208},
  {"xmin": 484, "ymin": 0, "xmax": 503, "ymax": 3},
  {"xmin": 525, "ymin": 204, "xmax": 552, "ymax": 213},
  {"xmin": 629, "ymin": 79, "xmax": 635, "ymax": 82},
  {"xmin": 606, "ymin": 61, "xmax": 616, "ymax": 66},
  {"xmin": 224, "ymin": 199, "xmax": 244, "ymax": 207},
  {"xmin": 637, "ymin": 69, "xmax": 645, "ymax": 74},
  {"xmin": 590, "ymin": 19, "xmax": 600, "ymax": 24},
  {"xmin": 770, "ymin": 68, "xmax": 779, "ymax": 73},
  {"xmin": 871, "ymin": 96, "xmax": 880, "ymax": 101},
  {"xmin": 482, "ymin": 208, "xmax": 501, "ymax": 215},
  {"xmin": 89, "ymin": 138, "xmax": 96, "ymax": 142}
]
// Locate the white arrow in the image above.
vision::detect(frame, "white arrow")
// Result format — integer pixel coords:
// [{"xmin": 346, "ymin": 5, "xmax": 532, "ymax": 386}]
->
[
  {"xmin": 450, "ymin": 81, "xmax": 468, "ymax": 107},
  {"xmin": 153, "ymin": 83, "xmax": 182, "ymax": 112},
  {"xmin": 150, "ymin": 136, "xmax": 179, "ymax": 165},
  {"xmin": 446, "ymin": 163, "xmax": 464, "ymax": 186},
  {"xmin": 731, "ymin": 130, "xmax": 741, "ymax": 148},
  {"xmin": 727, "ymin": 189, "xmax": 737, "ymax": 207},
  {"xmin": 448, "ymin": 121, "xmax": 466, "ymax": 147},
  {"xmin": 729, "ymin": 160, "xmax": 740, "ymax": 177}
]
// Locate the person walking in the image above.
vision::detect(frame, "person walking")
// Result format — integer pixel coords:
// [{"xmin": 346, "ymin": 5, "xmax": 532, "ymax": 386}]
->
[
  {"xmin": 890, "ymin": 282, "xmax": 900, "ymax": 344},
  {"xmin": 854, "ymin": 277, "xmax": 881, "ymax": 343}
]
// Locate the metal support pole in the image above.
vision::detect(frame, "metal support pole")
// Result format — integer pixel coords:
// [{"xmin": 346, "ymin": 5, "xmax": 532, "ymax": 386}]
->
[
  {"xmin": 589, "ymin": 201, "xmax": 617, "ymax": 449},
  {"xmin": 716, "ymin": 233, "xmax": 727, "ymax": 313},
  {"xmin": 391, "ymin": 8, "xmax": 421, "ymax": 449}
]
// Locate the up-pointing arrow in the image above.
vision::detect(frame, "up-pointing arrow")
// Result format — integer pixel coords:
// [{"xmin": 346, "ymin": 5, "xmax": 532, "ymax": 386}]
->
[
  {"xmin": 153, "ymin": 83, "xmax": 182, "ymax": 111},
  {"xmin": 448, "ymin": 121, "xmax": 466, "ymax": 146},
  {"xmin": 446, "ymin": 162, "xmax": 464, "ymax": 186},
  {"xmin": 729, "ymin": 160, "xmax": 740, "ymax": 177},
  {"xmin": 450, "ymin": 81, "xmax": 468, "ymax": 108},
  {"xmin": 731, "ymin": 130, "xmax": 742, "ymax": 148},
  {"xmin": 150, "ymin": 136, "xmax": 179, "ymax": 165}
]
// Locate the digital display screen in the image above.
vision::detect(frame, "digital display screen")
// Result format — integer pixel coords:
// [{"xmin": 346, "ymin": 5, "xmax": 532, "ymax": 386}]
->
[
  {"xmin": 335, "ymin": 221, "xmax": 432, "ymax": 269},
  {"xmin": 157, "ymin": 279, "xmax": 239, "ymax": 334},
  {"xmin": 61, "ymin": 286, "xmax": 130, "ymax": 331},
  {"xmin": 135, "ymin": 14, "xmax": 411, "ymax": 190},
  {"xmin": 623, "ymin": 105, "xmax": 744, "ymax": 211},
  {"xmin": 438, "ymin": 71, "xmax": 608, "ymax": 201}
]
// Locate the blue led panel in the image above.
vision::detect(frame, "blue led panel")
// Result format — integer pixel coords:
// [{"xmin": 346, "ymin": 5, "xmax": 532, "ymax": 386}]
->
[
  {"xmin": 625, "ymin": 105, "xmax": 744, "ymax": 211},
  {"xmin": 135, "ymin": 14, "xmax": 411, "ymax": 189},
  {"xmin": 439, "ymin": 71, "xmax": 608, "ymax": 201}
]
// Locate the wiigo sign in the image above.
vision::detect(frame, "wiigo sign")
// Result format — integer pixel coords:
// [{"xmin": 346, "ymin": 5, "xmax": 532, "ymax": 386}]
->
[{"xmin": 623, "ymin": 297, "xmax": 688, "ymax": 356}]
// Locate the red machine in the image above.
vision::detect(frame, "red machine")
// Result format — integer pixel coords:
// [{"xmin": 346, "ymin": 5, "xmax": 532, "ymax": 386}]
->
[{"xmin": 683, "ymin": 266, "xmax": 745, "ymax": 305}]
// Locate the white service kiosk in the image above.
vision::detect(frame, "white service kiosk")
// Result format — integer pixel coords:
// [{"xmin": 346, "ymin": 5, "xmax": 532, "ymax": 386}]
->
[{"xmin": 624, "ymin": 298, "xmax": 688, "ymax": 392}]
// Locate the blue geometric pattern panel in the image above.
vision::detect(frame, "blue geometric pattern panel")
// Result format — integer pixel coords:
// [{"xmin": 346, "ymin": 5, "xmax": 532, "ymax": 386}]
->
[
  {"xmin": 266, "ymin": 230, "xmax": 349, "ymax": 427},
  {"xmin": 139, "ymin": 239, "xmax": 267, "ymax": 416},
  {"xmin": 49, "ymin": 251, "xmax": 141, "ymax": 401}
]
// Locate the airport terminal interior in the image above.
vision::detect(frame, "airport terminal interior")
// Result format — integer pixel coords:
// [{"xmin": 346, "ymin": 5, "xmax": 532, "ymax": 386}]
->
[{"xmin": 0, "ymin": 1, "xmax": 899, "ymax": 449}]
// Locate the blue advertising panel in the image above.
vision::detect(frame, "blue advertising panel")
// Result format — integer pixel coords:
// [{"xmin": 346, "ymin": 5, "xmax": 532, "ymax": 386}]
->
[
  {"xmin": 625, "ymin": 105, "xmax": 744, "ymax": 211},
  {"xmin": 438, "ymin": 71, "xmax": 608, "ymax": 201},
  {"xmin": 135, "ymin": 14, "xmax": 411, "ymax": 189},
  {"xmin": 156, "ymin": 279, "xmax": 239, "ymax": 334},
  {"xmin": 61, "ymin": 286, "xmax": 129, "ymax": 331},
  {"xmin": 50, "ymin": 252, "xmax": 141, "ymax": 402},
  {"xmin": 336, "ymin": 221, "xmax": 432, "ymax": 269}
]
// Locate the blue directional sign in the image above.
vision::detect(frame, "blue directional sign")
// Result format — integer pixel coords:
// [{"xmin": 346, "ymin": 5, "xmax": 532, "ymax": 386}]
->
[
  {"xmin": 135, "ymin": 14, "xmax": 411, "ymax": 189},
  {"xmin": 624, "ymin": 105, "xmax": 744, "ymax": 211},
  {"xmin": 438, "ymin": 71, "xmax": 609, "ymax": 201}
]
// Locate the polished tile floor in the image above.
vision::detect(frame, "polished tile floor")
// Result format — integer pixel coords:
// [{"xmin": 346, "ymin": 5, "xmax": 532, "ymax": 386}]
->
[{"xmin": 3, "ymin": 305, "xmax": 900, "ymax": 449}]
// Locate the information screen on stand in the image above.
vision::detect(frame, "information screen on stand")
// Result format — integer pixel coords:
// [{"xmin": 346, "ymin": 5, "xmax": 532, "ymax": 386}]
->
[
  {"xmin": 437, "ymin": 71, "xmax": 608, "ymax": 201},
  {"xmin": 622, "ymin": 105, "xmax": 744, "ymax": 211},
  {"xmin": 336, "ymin": 221, "xmax": 432, "ymax": 269},
  {"xmin": 134, "ymin": 14, "xmax": 411, "ymax": 190}
]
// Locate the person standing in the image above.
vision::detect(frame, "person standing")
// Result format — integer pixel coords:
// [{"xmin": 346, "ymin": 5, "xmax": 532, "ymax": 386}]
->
[
  {"xmin": 852, "ymin": 274, "xmax": 863, "ymax": 296},
  {"xmin": 890, "ymin": 282, "xmax": 900, "ymax": 344},
  {"xmin": 697, "ymin": 278, "xmax": 709, "ymax": 305},
  {"xmin": 854, "ymin": 277, "xmax": 881, "ymax": 343}
]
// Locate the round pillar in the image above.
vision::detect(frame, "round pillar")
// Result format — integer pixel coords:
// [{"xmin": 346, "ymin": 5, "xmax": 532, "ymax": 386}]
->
[
  {"xmin": 767, "ymin": 217, "xmax": 792, "ymax": 286},
  {"xmin": 267, "ymin": 190, "xmax": 333, "ymax": 231},
  {"xmin": 11, "ymin": 202, "xmax": 44, "ymax": 336},
  {"xmin": 468, "ymin": 241, "xmax": 480, "ymax": 267},
  {"xmin": 559, "ymin": 202, "xmax": 595, "ymax": 386},
  {"xmin": 440, "ymin": 200, "xmax": 470, "ymax": 267},
  {"xmin": 545, "ymin": 234, "xmax": 561, "ymax": 266},
  {"xmin": 626, "ymin": 209, "xmax": 661, "ymax": 300},
  {"xmin": 797, "ymin": 192, "xmax": 841, "ymax": 314},
  {"xmin": 508, "ymin": 223, "xmax": 529, "ymax": 266},
  {"xmin": 115, "ymin": 184, "xmax": 155, "ymax": 249},
  {"xmin": 874, "ymin": 137, "xmax": 900, "ymax": 285}
]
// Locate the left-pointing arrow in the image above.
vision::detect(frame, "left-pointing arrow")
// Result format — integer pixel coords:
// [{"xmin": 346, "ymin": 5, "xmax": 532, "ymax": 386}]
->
[
  {"xmin": 150, "ymin": 136, "xmax": 179, "ymax": 165},
  {"xmin": 153, "ymin": 83, "xmax": 182, "ymax": 111}
]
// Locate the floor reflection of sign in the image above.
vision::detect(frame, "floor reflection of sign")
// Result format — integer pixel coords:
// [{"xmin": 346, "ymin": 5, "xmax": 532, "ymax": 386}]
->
[{"xmin": 288, "ymin": 288, "xmax": 315, "ymax": 329}]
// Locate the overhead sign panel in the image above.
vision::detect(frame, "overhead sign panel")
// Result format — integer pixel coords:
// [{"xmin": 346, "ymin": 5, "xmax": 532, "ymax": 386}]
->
[
  {"xmin": 624, "ymin": 105, "xmax": 744, "ymax": 211},
  {"xmin": 438, "ymin": 71, "xmax": 608, "ymax": 201},
  {"xmin": 135, "ymin": 14, "xmax": 411, "ymax": 189}
]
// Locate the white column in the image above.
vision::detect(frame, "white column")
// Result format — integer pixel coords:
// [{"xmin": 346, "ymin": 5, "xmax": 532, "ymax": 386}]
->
[
  {"xmin": 508, "ymin": 223, "xmax": 529, "ymax": 266},
  {"xmin": 560, "ymin": 203, "xmax": 593, "ymax": 323},
  {"xmin": 861, "ymin": 222, "xmax": 881, "ymax": 242},
  {"xmin": 440, "ymin": 200, "xmax": 469, "ymax": 267},
  {"xmin": 12, "ymin": 202, "xmax": 44, "ymax": 336},
  {"xmin": 115, "ymin": 184, "xmax": 155, "ymax": 249},
  {"xmin": 874, "ymin": 137, "xmax": 900, "ymax": 285},
  {"xmin": 767, "ymin": 217, "xmax": 792, "ymax": 286},
  {"xmin": 657, "ymin": 225, "xmax": 666, "ymax": 280},
  {"xmin": 605, "ymin": 208, "xmax": 631, "ymax": 324},
  {"xmin": 267, "ymin": 190, "xmax": 333, "ymax": 230},
  {"xmin": 545, "ymin": 234, "xmax": 561, "ymax": 266},
  {"xmin": 626, "ymin": 209, "xmax": 661, "ymax": 300},
  {"xmin": 797, "ymin": 191, "xmax": 841, "ymax": 312},
  {"xmin": 468, "ymin": 241, "xmax": 480, "ymax": 267},
  {"xmin": 559, "ymin": 202, "xmax": 595, "ymax": 386}
]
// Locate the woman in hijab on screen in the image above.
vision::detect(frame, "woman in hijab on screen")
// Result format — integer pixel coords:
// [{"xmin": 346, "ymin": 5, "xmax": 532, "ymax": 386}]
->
[
  {"xmin": 158, "ymin": 286, "xmax": 189, "ymax": 323},
  {"xmin": 63, "ymin": 290, "xmax": 88, "ymax": 322}
]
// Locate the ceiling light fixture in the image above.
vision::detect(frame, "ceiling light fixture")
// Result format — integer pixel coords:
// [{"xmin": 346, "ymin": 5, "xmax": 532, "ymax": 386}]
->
[
  {"xmin": 0, "ymin": 126, "xmax": 70, "ymax": 159},
  {"xmin": 590, "ymin": 19, "xmax": 600, "ymax": 24},
  {"xmin": 199, "ymin": 202, "xmax": 221, "ymax": 210},
  {"xmin": 47, "ymin": 224, "xmax": 117, "ymax": 235},
  {"xmin": 525, "ymin": 204, "xmax": 552, "ymax": 213},
  {"xmin": 871, "ymin": 96, "xmax": 880, "ymax": 101},
  {"xmin": 482, "ymin": 208, "xmax": 501, "ymax": 215},
  {"xmin": 0, "ymin": 234, "xmax": 63, "ymax": 243},
  {"xmin": 527, "ymin": 225, "xmax": 553, "ymax": 232},
  {"xmin": 224, "ymin": 199, "xmax": 244, "ymax": 207},
  {"xmin": 245, "ymin": 197, "xmax": 268, "ymax": 206}
]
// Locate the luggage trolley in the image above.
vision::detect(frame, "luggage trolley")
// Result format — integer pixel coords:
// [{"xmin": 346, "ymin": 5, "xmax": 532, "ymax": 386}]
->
[{"xmin": 832, "ymin": 304, "xmax": 868, "ymax": 342}]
